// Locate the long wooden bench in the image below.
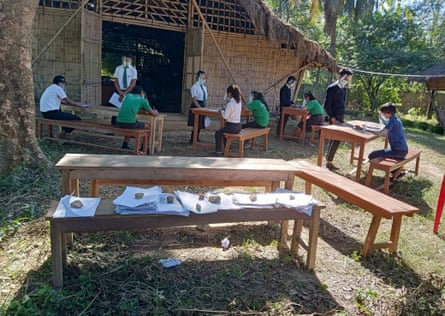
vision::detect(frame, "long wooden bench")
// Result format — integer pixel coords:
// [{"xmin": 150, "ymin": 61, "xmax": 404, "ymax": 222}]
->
[
  {"xmin": 36, "ymin": 118, "xmax": 150, "ymax": 155},
  {"xmin": 224, "ymin": 127, "xmax": 270, "ymax": 157},
  {"xmin": 290, "ymin": 160, "xmax": 419, "ymax": 256},
  {"xmin": 47, "ymin": 199, "xmax": 323, "ymax": 288},
  {"xmin": 365, "ymin": 148, "xmax": 421, "ymax": 194}
]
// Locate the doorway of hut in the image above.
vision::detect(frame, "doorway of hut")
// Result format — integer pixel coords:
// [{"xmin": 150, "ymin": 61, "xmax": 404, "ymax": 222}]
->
[{"xmin": 101, "ymin": 21, "xmax": 185, "ymax": 113}]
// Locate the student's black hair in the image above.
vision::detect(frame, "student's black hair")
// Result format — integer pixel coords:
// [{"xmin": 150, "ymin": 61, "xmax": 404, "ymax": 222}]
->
[
  {"xmin": 339, "ymin": 68, "xmax": 353, "ymax": 76},
  {"xmin": 53, "ymin": 75, "xmax": 66, "ymax": 84},
  {"xmin": 380, "ymin": 102, "xmax": 396, "ymax": 114},
  {"xmin": 130, "ymin": 85, "xmax": 144, "ymax": 95},
  {"xmin": 303, "ymin": 91, "xmax": 316, "ymax": 101},
  {"xmin": 196, "ymin": 70, "xmax": 206, "ymax": 80},
  {"xmin": 227, "ymin": 84, "xmax": 242, "ymax": 103},
  {"xmin": 287, "ymin": 76, "xmax": 296, "ymax": 84},
  {"xmin": 251, "ymin": 91, "xmax": 269, "ymax": 112}
]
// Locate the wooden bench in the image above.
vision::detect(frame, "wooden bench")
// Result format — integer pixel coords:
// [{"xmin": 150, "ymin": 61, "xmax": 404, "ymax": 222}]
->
[
  {"xmin": 224, "ymin": 127, "xmax": 270, "ymax": 157},
  {"xmin": 47, "ymin": 199, "xmax": 323, "ymax": 288},
  {"xmin": 365, "ymin": 149, "xmax": 421, "ymax": 194},
  {"xmin": 36, "ymin": 118, "xmax": 150, "ymax": 155},
  {"xmin": 290, "ymin": 160, "xmax": 419, "ymax": 256}
]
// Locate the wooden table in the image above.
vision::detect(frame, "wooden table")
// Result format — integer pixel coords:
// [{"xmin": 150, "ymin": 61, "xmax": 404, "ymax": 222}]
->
[
  {"xmin": 191, "ymin": 107, "xmax": 251, "ymax": 150},
  {"xmin": 279, "ymin": 107, "xmax": 309, "ymax": 144},
  {"xmin": 62, "ymin": 105, "xmax": 165, "ymax": 155},
  {"xmin": 49, "ymin": 154, "xmax": 323, "ymax": 287},
  {"xmin": 317, "ymin": 121, "xmax": 382, "ymax": 182}
]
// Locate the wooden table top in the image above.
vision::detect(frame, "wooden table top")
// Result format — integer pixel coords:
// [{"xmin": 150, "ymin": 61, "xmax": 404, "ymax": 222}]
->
[
  {"xmin": 55, "ymin": 154, "xmax": 297, "ymax": 173},
  {"xmin": 319, "ymin": 121, "xmax": 382, "ymax": 142}
]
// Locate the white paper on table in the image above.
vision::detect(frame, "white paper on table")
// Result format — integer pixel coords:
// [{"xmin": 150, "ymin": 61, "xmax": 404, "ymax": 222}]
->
[
  {"xmin": 109, "ymin": 92, "xmax": 123, "ymax": 108},
  {"xmin": 53, "ymin": 195, "xmax": 101, "ymax": 218},
  {"xmin": 175, "ymin": 191, "xmax": 219, "ymax": 214},
  {"xmin": 113, "ymin": 186, "xmax": 162, "ymax": 208}
]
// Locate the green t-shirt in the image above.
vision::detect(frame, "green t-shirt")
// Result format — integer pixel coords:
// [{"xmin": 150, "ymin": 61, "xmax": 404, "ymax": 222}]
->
[
  {"xmin": 117, "ymin": 93, "xmax": 151, "ymax": 123},
  {"xmin": 247, "ymin": 99, "xmax": 269, "ymax": 127},
  {"xmin": 306, "ymin": 99, "xmax": 324, "ymax": 116}
]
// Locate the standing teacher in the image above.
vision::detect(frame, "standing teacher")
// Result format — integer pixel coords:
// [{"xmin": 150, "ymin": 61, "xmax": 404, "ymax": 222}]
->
[{"xmin": 187, "ymin": 70, "xmax": 208, "ymax": 144}]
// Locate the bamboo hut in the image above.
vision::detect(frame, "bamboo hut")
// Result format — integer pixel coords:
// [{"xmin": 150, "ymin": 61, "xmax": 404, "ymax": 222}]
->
[{"xmin": 32, "ymin": 0, "xmax": 337, "ymax": 113}]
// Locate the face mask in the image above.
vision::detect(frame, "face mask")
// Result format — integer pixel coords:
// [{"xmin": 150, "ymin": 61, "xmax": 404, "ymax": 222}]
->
[
  {"xmin": 287, "ymin": 82, "xmax": 294, "ymax": 88},
  {"xmin": 61, "ymin": 84, "xmax": 66, "ymax": 91},
  {"xmin": 379, "ymin": 113, "xmax": 389, "ymax": 125},
  {"xmin": 198, "ymin": 78, "xmax": 205, "ymax": 85},
  {"xmin": 126, "ymin": 61, "xmax": 131, "ymax": 66},
  {"xmin": 122, "ymin": 60, "xmax": 127, "ymax": 67},
  {"xmin": 302, "ymin": 99, "xmax": 307, "ymax": 106},
  {"xmin": 223, "ymin": 94, "xmax": 227, "ymax": 102},
  {"xmin": 249, "ymin": 95, "xmax": 253, "ymax": 103}
]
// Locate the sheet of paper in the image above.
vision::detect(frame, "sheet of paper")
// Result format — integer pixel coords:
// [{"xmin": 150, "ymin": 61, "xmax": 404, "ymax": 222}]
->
[
  {"xmin": 113, "ymin": 186, "xmax": 162, "ymax": 208},
  {"xmin": 109, "ymin": 92, "xmax": 123, "ymax": 109},
  {"xmin": 53, "ymin": 195, "xmax": 101, "ymax": 218}
]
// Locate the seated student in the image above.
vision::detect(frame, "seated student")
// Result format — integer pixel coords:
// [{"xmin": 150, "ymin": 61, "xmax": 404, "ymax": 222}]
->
[
  {"xmin": 213, "ymin": 84, "xmax": 242, "ymax": 156},
  {"xmin": 242, "ymin": 91, "xmax": 269, "ymax": 129},
  {"xmin": 116, "ymin": 85, "xmax": 157, "ymax": 150},
  {"xmin": 39, "ymin": 75, "xmax": 88, "ymax": 139},
  {"xmin": 367, "ymin": 103, "xmax": 408, "ymax": 178},
  {"xmin": 294, "ymin": 91, "xmax": 325, "ymax": 138}
]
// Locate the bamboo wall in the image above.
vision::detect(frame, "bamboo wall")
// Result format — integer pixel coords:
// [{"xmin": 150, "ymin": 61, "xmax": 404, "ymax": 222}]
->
[
  {"xmin": 32, "ymin": 8, "xmax": 82, "ymax": 102},
  {"xmin": 200, "ymin": 30, "xmax": 303, "ymax": 113}
]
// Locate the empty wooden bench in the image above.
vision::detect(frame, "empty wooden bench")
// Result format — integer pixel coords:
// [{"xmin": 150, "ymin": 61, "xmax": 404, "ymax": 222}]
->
[
  {"xmin": 290, "ymin": 160, "xmax": 419, "ymax": 256},
  {"xmin": 36, "ymin": 118, "xmax": 150, "ymax": 155},
  {"xmin": 224, "ymin": 127, "xmax": 270, "ymax": 157},
  {"xmin": 365, "ymin": 148, "xmax": 421, "ymax": 194}
]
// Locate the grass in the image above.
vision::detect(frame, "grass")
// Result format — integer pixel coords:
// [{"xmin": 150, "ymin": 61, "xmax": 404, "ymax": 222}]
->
[{"xmin": 1, "ymin": 116, "xmax": 445, "ymax": 315}]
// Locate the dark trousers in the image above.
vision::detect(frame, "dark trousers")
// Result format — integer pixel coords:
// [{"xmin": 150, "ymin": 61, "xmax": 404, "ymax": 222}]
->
[
  {"xmin": 368, "ymin": 149, "xmax": 407, "ymax": 160},
  {"xmin": 326, "ymin": 140, "xmax": 340, "ymax": 162},
  {"xmin": 276, "ymin": 107, "xmax": 290, "ymax": 136},
  {"xmin": 42, "ymin": 110, "xmax": 81, "ymax": 133},
  {"xmin": 215, "ymin": 122, "xmax": 241, "ymax": 152}
]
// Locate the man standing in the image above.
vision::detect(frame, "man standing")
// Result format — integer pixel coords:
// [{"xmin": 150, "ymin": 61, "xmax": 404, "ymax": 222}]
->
[
  {"xmin": 324, "ymin": 68, "xmax": 353, "ymax": 170},
  {"xmin": 111, "ymin": 55, "xmax": 138, "ymax": 105},
  {"xmin": 276, "ymin": 76, "xmax": 296, "ymax": 136},
  {"xmin": 39, "ymin": 75, "xmax": 88, "ymax": 139}
]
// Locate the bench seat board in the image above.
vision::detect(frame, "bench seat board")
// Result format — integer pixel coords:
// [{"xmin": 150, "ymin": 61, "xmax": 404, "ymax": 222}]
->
[
  {"xmin": 36, "ymin": 118, "xmax": 150, "ymax": 155},
  {"xmin": 289, "ymin": 160, "xmax": 418, "ymax": 256},
  {"xmin": 224, "ymin": 127, "xmax": 270, "ymax": 157}
]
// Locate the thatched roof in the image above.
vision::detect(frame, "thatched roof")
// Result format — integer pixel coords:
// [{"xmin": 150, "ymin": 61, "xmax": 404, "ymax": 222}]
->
[
  {"xmin": 410, "ymin": 63, "xmax": 445, "ymax": 91},
  {"xmin": 238, "ymin": 0, "xmax": 338, "ymax": 72}
]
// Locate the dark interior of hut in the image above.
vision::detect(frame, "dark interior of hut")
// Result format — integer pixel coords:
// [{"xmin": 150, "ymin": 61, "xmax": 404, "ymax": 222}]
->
[{"xmin": 102, "ymin": 21, "xmax": 185, "ymax": 113}]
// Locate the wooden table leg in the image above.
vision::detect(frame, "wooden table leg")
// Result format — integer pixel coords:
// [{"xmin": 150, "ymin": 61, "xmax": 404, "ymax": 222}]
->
[
  {"xmin": 290, "ymin": 219, "xmax": 303, "ymax": 256},
  {"xmin": 300, "ymin": 116, "xmax": 307, "ymax": 144},
  {"xmin": 356, "ymin": 143, "xmax": 365, "ymax": 182},
  {"xmin": 192, "ymin": 111, "xmax": 199, "ymax": 150},
  {"xmin": 156, "ymin": 116, "xmax": 164, "ymax": 152},
  {"xmin": 50, "ymin": 222, "xmax": 64, "ymax": 288},
  {"xmin": 362, "ymin": 215, "xmax": 382, "ymax": 256},
  {"xmin": 306, "ymin": 205, "xmax": 321, "ymax": 269},
  {"xmin": 279, "ymin": 110, "xmax": 285, "ymax": 141},
  {"xmin": 279, "ymin": 220, "xmax": 289, "ymax": 249},
  {"xmin": 317, "ymin": 131, "xmax": 325, "ymax": 167}
]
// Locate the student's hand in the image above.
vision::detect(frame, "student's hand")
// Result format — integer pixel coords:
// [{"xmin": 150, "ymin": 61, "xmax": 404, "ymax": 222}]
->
[{"xmin": 119, "ymin": 94, "xmax": 124, "ymax": 102}]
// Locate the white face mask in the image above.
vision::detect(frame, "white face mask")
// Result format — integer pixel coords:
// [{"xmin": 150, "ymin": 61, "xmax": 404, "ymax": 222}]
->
[
  {"xmin": 198, "ymin": 78, "xmax": 205, "ymax": 85},
  {"xmin": 302, "ymin": 99, "xmax": 307, "ymax": 106},
  {"xmin": 249, "ymin": 95, "xmax": 253, "ymax": 103},
  {"xmin": 379, "ymin": 113, "xmax": 389, "ymax": 125}
]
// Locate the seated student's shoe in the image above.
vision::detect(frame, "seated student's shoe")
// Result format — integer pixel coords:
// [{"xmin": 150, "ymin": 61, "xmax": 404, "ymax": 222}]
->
[
  {"xmin": 121, "ymin": 143, "xmax": 130, "ymax": 150},
  {"xmin": 210, "ymin": 151, "xmax": 224, "ymax": 157},
  {"xmin": 326, "ymin": 162, "xmax": 340, "ymax": 171}
]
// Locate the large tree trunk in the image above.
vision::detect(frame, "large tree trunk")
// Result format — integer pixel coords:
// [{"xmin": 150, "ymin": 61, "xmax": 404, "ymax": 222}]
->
[{"xmin": 0, "ymin": 0, "xmax": 46, "ymax": 174}]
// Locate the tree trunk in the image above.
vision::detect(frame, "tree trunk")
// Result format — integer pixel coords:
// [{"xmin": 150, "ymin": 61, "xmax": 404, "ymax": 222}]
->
[{"xmin": 0, "ymin": 0, "xmax": 46, "ymax": 174}]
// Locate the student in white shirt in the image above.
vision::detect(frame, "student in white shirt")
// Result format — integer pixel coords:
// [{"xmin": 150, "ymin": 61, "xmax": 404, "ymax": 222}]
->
[
  {"xmin": 187, "ymin": 70, "xmax": 208, "ymax": 144},
  {"xmin": 39, "ymin": 75, "xmax": 88, "ymax": 139},
  {"xmin": 214, "ymin": 84, "xmax": 242, "ymax": 155},
  {"xmin": 112, "ymin": 55, "xmax": 138, "ymax": 103}
]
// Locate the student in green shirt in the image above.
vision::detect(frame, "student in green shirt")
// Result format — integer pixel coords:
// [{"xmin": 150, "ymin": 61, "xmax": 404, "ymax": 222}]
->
[
  {"xmin": 242, "ymin": 91, "xmax": 269, "ymax": 129},
  {"xmin": 295, "ymin": 91, "xmax": 325, "ymax": 138},
  {"xmin": 117, "ymin": 85, "xmax": 157, "ymax": 149}
]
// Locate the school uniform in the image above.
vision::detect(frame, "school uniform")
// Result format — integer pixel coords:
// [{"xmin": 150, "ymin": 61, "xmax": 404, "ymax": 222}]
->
[
  {"xmin": 242, "ymin": 99, "xmax": 269, "ymax": 129},
  {"xmin": 187, "ymin": 81, "xmax": 208, "ymax": 143},
  {"xmin": 113, "ymin": 64, "xmax": 138, "ymax": 92},
  {"xmin": 39, "ymin": 84, "xmax": 80, "ymax": 133},
  {"xmin": 215, "ymin": 98, "xmax": 242, "ymax": 153}
]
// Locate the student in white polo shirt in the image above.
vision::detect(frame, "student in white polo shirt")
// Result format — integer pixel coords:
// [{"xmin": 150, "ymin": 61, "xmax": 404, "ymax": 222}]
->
[{"xmin": 39, "ymin": 75, "xmax": 88, "ymax": 139}]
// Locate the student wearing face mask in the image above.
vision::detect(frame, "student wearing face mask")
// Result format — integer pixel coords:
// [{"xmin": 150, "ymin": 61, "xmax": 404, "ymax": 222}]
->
[
  {"xmin": 242, "ymin": 91, "xmax": 269, "ymax": 129},
  {"xmin": 213, "ymin": 84, "xmax": 242, "ymax": 156},
  {"xmin": 187, "ymin": 70, "xmax": 208, "ymax": 144},
  {"xmin": 367, "ymin": 103, "xmax": 408, "ymax": 173},
  {"xmin": 324, "ymin": 68, "xmax": 353, "ymax": 170},
  {"xmin": 112, "ymin": 55, "xmax": 138, "ymax": 103},
  {"xmin": 276, "ymin": 76, "xmax": 297, "ymax": 136},
  {"xmin": 294, "ymin": 91, "xmax": 324, "ymax": 138},
  {"xmin": 40, "ymin": 75, "xmax": 88, "ymax": 139}
]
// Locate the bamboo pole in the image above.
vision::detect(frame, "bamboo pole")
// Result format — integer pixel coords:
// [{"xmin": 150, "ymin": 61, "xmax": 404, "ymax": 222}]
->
[
  {"xmin": 32, "ymin": 0, "xmax": 90, "ymax": 66},
  {"xmin": 263, "ymin": 65, "xmax": 308, "ymax": 96},
  {"xmin": 190, "ymin": 0, "xmax": 237, "ymax": 84}
]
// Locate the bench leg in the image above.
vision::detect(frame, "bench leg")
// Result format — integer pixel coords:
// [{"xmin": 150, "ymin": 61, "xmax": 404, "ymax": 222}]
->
[
  {"xmin": 365, "ymin": 165, "xmax": 374, "ymax": 187},
  {"xmin": 389, "ymin": 215, "xmax": 402, "ymax": 253},
  {"xmin": 362, "ymin": 215, "xmax": 382, "ymax": 256},
  {"xmin": 239, "ymin": 140, "xmax": 244, "ymax": 157},
  {"xmin": 89, "ymin": 179, "xmax": 99, "ymax": 197},
  {"xmin": 250, "ymin": 137, "xmax": 255, "ymax": 150},
  {"xmin": 383, "ymin": 170, "xmax": 391, "ymax": 194},
  {"xmin": 224, "ymin": 138, "xmax": 232, "ymax": 157},
  {"xmin": 263, "ymin": 134, "xmax": 268, "ymax": 151}
]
